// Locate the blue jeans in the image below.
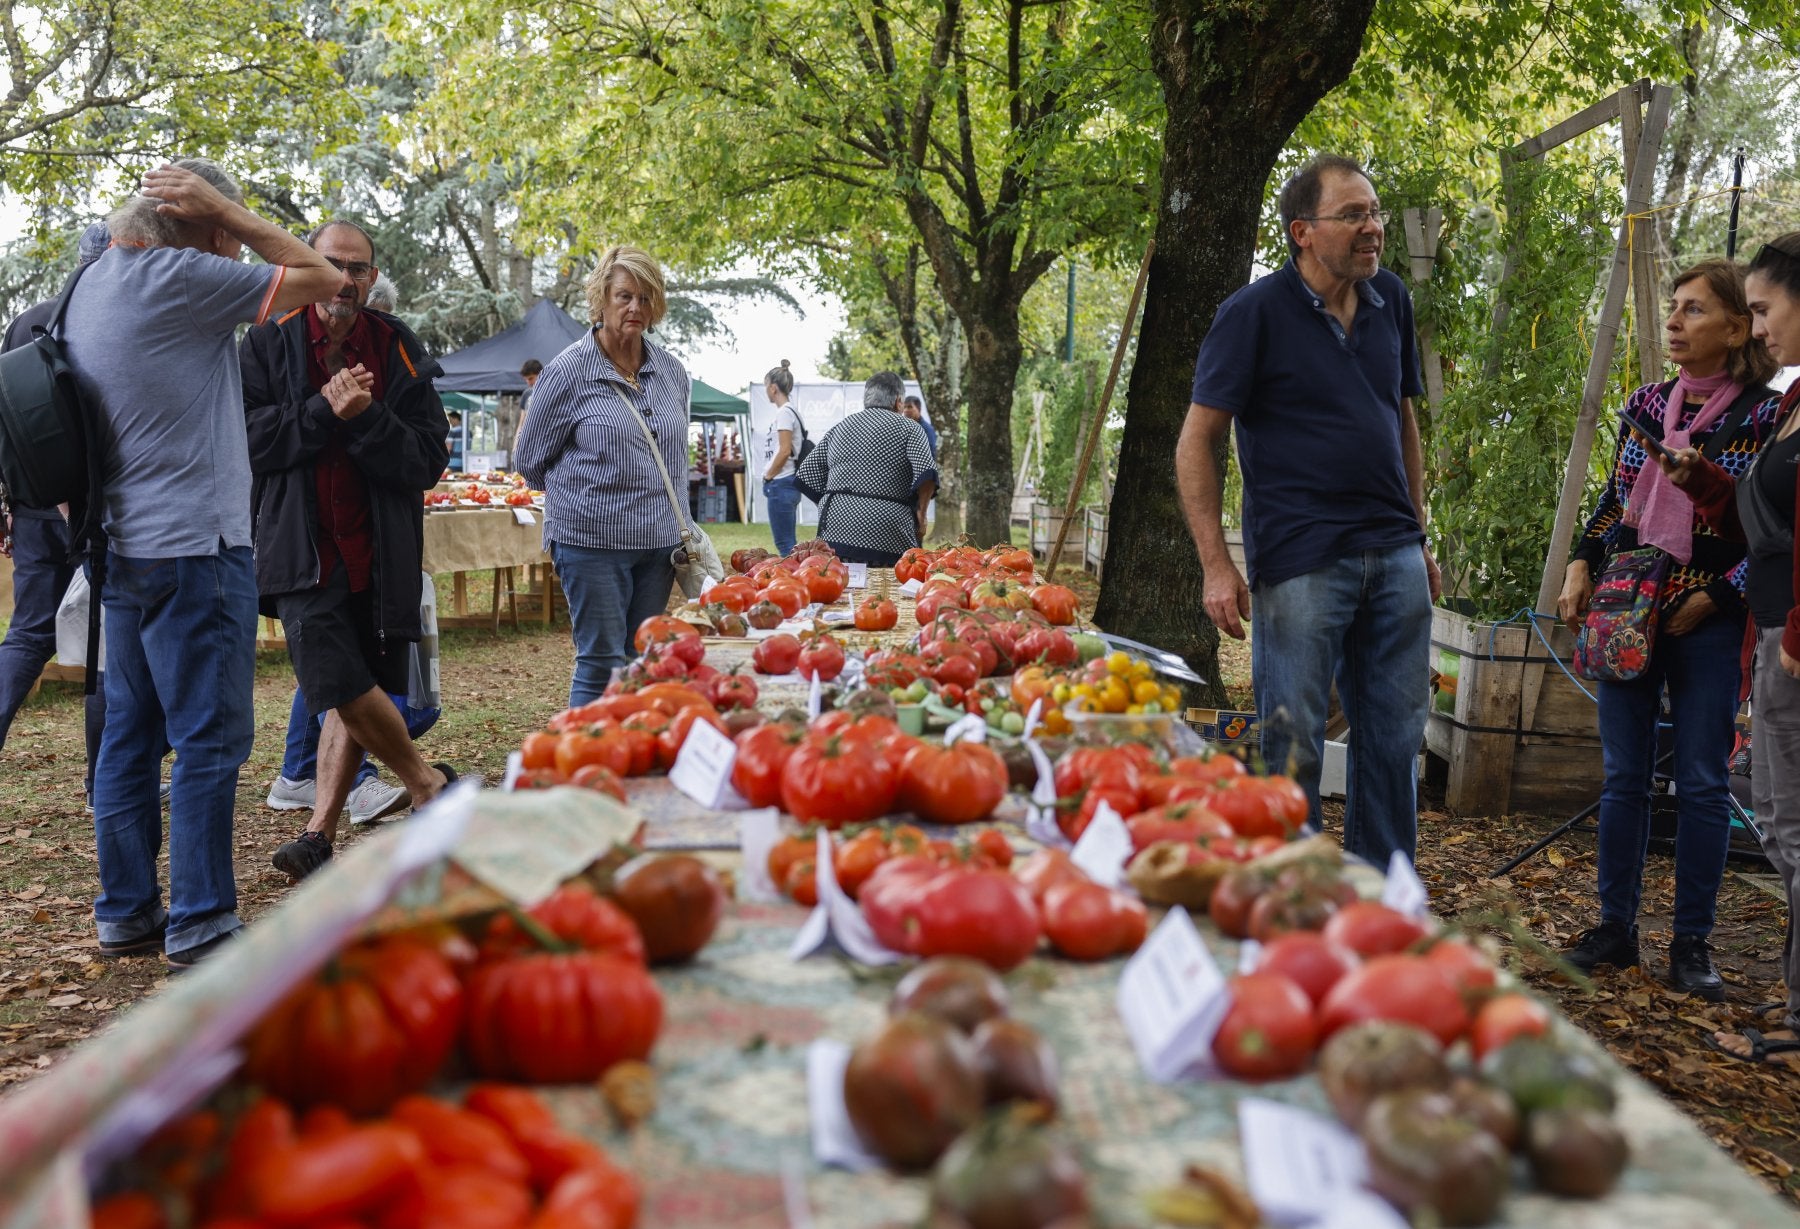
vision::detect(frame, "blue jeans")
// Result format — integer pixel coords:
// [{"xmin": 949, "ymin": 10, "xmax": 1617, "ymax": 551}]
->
[
  {"xmin": 1594, "ymin": 609, "xmax": 1742, "ymax": 937},
  {"xmin": 1251, "ymin": 544, "xmax": 1432, "ymax": 866},
  {"xmin": 765, "ymin": 476, "xmax": 801, "ymax": 557},
  {"xmin": 550, "ymin": 540, "xmax": 677, "ymax": 706},
  {"xmin": 92, "ymin": 546, "xmax": 256, "ymax": 955},
  {"xmin": 0, "ymin": 509, "xmax": 73, "ymax": 748},
  {"xmin": 280, "ymin": 685, "xmax": 440, "ymax": 785}
]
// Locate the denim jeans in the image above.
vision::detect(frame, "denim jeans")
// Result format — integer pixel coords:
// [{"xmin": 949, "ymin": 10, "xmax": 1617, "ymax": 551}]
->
[
  {"xmin": 550, "ymin": 540, "xmax": 677, "ymax": 706},
  {"xmin": 765, "ymin": 476, "xmax": 801, "ymax": 557},
  {"xmin": 0, "ymin": 508, "xmax": 73, "ymax": 749},
  {"xmin": 1251, "ymin": 544, "xmax": 1432, "ymax": 867},
  {"xmin": 92, "ymin": 546, "xmax": 256, "ymax": 955},
  {"xmin": 280, "ymin": 685, "xmax": 440, "ymax": 785},
  {"xmin": 1594, "ymin": 609, "xmax": 1743, "ymax": 937}
]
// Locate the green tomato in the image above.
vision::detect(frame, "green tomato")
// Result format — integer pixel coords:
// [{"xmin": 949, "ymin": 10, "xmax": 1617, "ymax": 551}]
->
[{"xmin": 1000, "ymin": 711, "xmax": 1026, "ymax": 735}]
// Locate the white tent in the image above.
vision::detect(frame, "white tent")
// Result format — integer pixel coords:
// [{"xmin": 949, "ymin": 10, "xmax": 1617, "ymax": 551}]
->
[{"xmin": 743, "ymin": 379, "xmax": 930, "ymax": 525}]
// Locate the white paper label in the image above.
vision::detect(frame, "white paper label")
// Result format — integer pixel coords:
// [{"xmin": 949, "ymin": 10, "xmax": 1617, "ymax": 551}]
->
[
  {"xmin": 847, "ymin": 562, "xmax": 868, "ymax": 588},
  {"xmin": 820, "ymin": 610, "xmax": 855, "ymax": 625},
  {"xmin": 1022, "ymin": 737, "xmax": 1068, "ymax": 847},
  {"xmin": 1022, "ymin": 697, "xmax": 1045, "ymax": 740},
  {"xmin": 943, "ymin": 712, "xmax": 988, "ymax": 745},
  {"xmin": 511, "ymin": 506, "xmax": 536, "ymax": 526},
  {"xmin": 700, "ymin": 574, "xmax": 718, "ymax": 596},
  {"xmin": 1237, "ymin": 937, "xmax": 1263, "ymax": 973},
  {"xmin": 789, "ymin": 830, "xmax": 903, "ymax": 966},
  {"xmin": 1117, "ymin": 907, "xmax": 1230, "ymax": 1083},
  {"xmin": 669, "ymin": 718, "xmax": 747, "ymax": 810},
  {"xmin": 899, "ymin": 578, "xmax": 923, "ymax": 596},
  {"xmin": 1238, "ymin": 1098, "xmax": 1371, "ymax": 1226},
  {"xmin": 807, "ymin": 672, "xmax": 824, "ymax": 719},
  {"xmin": 806, "ymin": 1039, "xmax": 884, "ymax": 1172},
  {"xmin": 1071, "ymin": 800, "xmax": 1133, "ymax": 888},
  {"xmin": 1309, "ymin": 1191, "xmax": 1412, "ymax": 1229},
  {"xmin": 737, "ymin": 808, "xmax": 786, "ymax": 904},
  {"xmin": 1381, "ymin": 850, "xmax": 1430, "ymax": 919},
  {"xmin": 500, "ymin": 749, "xmax": 524, "ymax": 792}
]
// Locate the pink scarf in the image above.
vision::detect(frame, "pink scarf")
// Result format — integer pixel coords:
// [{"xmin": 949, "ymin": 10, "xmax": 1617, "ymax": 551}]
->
[{"xmin": 1624, "ymin": 369, "xmax": 1742, "ymax": 563}]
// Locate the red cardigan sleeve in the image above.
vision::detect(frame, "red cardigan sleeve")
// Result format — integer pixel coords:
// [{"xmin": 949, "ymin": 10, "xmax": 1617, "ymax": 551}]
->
[{"xmin": 1684, "ymin": 456, "xmax": 1745, "ymax": 541}]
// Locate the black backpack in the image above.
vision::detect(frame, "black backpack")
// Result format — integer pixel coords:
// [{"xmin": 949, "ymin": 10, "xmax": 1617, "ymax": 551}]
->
[
  {"xmin": 790, "ymin": 408, "xmax": 814, "ymax": 468},
  {"xmin": 0, "ymin": 263, "xmax": 108, "ymax": 694}
]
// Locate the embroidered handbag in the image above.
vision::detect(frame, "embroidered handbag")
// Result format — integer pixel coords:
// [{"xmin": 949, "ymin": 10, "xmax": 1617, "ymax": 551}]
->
[{"xmin": 1574, "ymin": 547, "xmax": 1671, "ymax": 682}]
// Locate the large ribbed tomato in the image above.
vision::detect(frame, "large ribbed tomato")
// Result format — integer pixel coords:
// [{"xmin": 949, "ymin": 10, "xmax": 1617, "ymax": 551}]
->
[
  {"xmin": 898, "ymin": 741, "xmax": 1008, "ymax": 825},
  {"xmin": 240, "ymin": 937, "xmax": 464, "ymax": 1115},
  {"xmin": 464, "ymin": 952, "xmax": 663, "ymax": 1083},
  {"xmin": 480, "ymin": 883, "xmax": 646, "ymax": 965},
  {"xmin": 781, "ymin": 737, "xmax": 897, "ymax": 827}
]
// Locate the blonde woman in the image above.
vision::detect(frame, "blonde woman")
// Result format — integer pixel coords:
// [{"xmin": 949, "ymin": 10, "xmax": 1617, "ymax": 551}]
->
[{"xmin": 515, "ymin": 246, "xmax": 693, "ymax": 704}]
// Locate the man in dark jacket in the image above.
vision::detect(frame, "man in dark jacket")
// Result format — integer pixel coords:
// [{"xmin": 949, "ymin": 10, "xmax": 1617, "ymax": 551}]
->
[{"xmin": 242, "ymin": 219, "xmax": 459, "ymax": 881}]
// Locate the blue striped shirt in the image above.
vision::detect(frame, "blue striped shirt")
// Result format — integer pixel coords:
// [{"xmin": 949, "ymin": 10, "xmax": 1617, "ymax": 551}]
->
[{"xmin": 514, "ymin": 329, "xmax": 692, "ymax": 551}]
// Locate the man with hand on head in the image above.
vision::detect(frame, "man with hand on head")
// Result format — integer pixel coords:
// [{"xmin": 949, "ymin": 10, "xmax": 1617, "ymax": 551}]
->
[
  {"xmin": 241, "ymin": 218, "xmax": 464, "ymax": 882},
  {"xmin": 62, "ymin": 160, "xmax": 343, "ymax": 969}
]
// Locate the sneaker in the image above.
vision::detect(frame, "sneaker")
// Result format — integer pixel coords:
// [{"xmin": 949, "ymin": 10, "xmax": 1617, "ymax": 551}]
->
[
  {"xmin": 1669, "ymin": 934, "xmax": 1725, "ymax": 1001},
  {"xmin": 267, "ymin": 776, "xmax": 316, "ymax": 811},
  {"xmin": 346, "ymin": 777, "xmax": 409, "ymax": 826},
  {"xmin": 272, "ymin": 830, "xmax": 333, "ymax": 881},
  {"xmin": 165, "ymin": 928, "xmax": 241, "ymax": 972},
  {"xmin": 1564, "ymin": 920, "xmax": 1640, "ymax": 974},
  {"xmin": 99, "ymin": 925, "xmax": 167, "ymax": 957}
]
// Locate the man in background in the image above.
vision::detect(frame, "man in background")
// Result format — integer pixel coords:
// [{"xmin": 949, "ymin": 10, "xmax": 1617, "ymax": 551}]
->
[{"xmin": 901, "ymin": 394, "xmax": 938, "ymax": 457}]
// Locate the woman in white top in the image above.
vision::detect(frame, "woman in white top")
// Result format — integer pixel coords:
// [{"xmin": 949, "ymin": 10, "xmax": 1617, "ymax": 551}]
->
[{"xmin": 760, "ymin": 359, "xmax": 804, "ymax": 556}]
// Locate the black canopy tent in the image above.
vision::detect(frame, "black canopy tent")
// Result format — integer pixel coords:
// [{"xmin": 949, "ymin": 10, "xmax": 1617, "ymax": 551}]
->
[{"xmin": 436, "ymin": 298, "xmax": 587, "ymax": 392}]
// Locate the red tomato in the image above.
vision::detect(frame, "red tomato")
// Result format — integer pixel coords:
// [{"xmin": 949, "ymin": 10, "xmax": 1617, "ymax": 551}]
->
[
  {"xmin": 915, "ymin": 587, "xmax": 970, "ymax": 626},
  {"xmin": 612, "ymin": 854, "xmax": 727, "ymax": 964},
  {"xmin": 387, "ymin": 1096, "xmax": 529, "ymax": 1186},
  {"xmin": 249, "ymin": 1123, "xmax": 427, "ymax": 1224},
  {"xmin": 797, "ymin": 632, "xmax": 847, "ymax": 682},
  {"xmin": 786, "ymin": 858, "xmax": 820, "ymax": 907},
  {"xmin": 971, "ymin": 828, "xmax": 1013, "ymax": 869},
  {"xmin": 553, "ymin": 726, "xmax": 633, "ymax": 780},
  {"xmin": 710, "ymin": 669, "xmax": 760, "ymax": 711},
  {"xmin": 1201, "ymin": 777, "xmax": 1295, "ymax": 839},
  {"xmin": 767, "ymin": 832, "xmax": 814, "ymax": 895},
  {"xmin": 1469, "ymin": 992, "xmax": 1552, "ymax": 1061},
  {"xmin": 1254, "ymin": 932, "xmax": 1361, "ymax": 1006},
  {"xmin": 1060, "ymin": 784, "xmax": 1140, "ymax": 842},
  {"xmin": 480, "ymin": 883, "xmax": 646, "ymax": 965},
  {"xmin": 656, "ymin": 706, "xmax": 729, "ymax": 770},
  {"xmin": 896, "ymin": 547, "xmax": 933, "ymax": 583},
  {"xmin": 732, "ymin": 722, "xmax": 806, "ymax": 807},
  {"xmin": 781, "ymin": 738, "xmax": 897, "ymax": 827},
  {"xmin": 898, "ymin": 741, "xmax": 1009, "ymax": 825},
  {"xmin": 834, "ymin": 830, "xmax": 891, "ymax": 898},
  {"xmin": 760, "ymin": 581, "xmax": 807, "ymax": 619},
  {"xmin": 901, "ymin": 867, "xmax": 1042, "ymax": 971},
  {"xmin": 1321, "ymin": 901, "xmax": 1434, "ymax": 958},
  {"xmin": 927, "ymin": 652, "xmax": 980, "ymax": 691},
  {"xmin": 1029, "ymin": 583, "xmax": 1079, "ymax": 625},
  {"xmin": 1040, "ymin": 880, "xmax": 1148, "ymax": 961},
  {"xmin": 860, "ymin": 855, "xmax": 943, "ymax": 951},
  {"xmin": 566, "ymin": 764, "xmax": 627, "ymax": 801},
  {"xmin": 1012, "ymin": 848, "xmax": 1088, "ymax": 906},
  {"xmin": 752, "ymin": 633, "xmax": 803, "ymax": 674},
  {"xmin": 1316, "ymin": 954, "xmax": 1470, "ymax": 1046},
  {"xmin": 633, "ymin": 615, "xmax": 699, "ymax": 655},
  {"xmin": 520, "ymin": 731, "xmax": 560, "ymax": 771},
  {"xmin": 1169, "ymin": 753, "xmax": 1248, "ymax": 782},
  {"xmin": 1422, "ymin": 936, "xmax": 1498, "ymax": 994},
  {"xmin": 240, "ymin": 938, "xmax": 463, "ymax": 1116},
  {"xmin": 1126, "ymin": 802, "xmax": 1235, "ymax": 853},
  {"xmin": 464, "ymin": 952, "xmax": 663, "ymax": 1083},
  {"xmin": 854, "ymin": 597, "xmax": 899, "ymax": 631},
  {"xmin": 1211, "ymin": 971, "xmax": 1318, "ymax": 1081},
  {"xmin": 1208, "ymin": 866, "xmax": 1270, "ymax": 939}
]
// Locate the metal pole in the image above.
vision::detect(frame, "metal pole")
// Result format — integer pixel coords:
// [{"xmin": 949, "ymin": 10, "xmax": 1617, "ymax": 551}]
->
[
  {"xmin": 1063, "ymin": 260, "xmax": 1076, "ymax": 362},
  {"xmin": 1726, "ymin": 148, "xmax": 1746, "ymax": 260}
]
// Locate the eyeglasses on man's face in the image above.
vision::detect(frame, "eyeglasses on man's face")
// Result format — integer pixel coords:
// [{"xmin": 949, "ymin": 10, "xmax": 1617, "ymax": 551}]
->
[
  {"xmin": 1302, "ymin": 208, "xmax": 1390, "ymax": 227},
  {"xmin": 325, "ymin": 257, "xmax": 377, "ymax": 283}
]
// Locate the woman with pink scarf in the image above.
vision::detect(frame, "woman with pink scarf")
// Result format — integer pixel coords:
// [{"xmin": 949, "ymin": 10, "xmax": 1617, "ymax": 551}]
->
[{"xmin": 1556, "ymin": 257, "xmax": 1782, "ymax": 999}]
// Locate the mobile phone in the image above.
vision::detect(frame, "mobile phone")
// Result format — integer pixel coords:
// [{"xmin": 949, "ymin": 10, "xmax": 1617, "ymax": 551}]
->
[{"xmin": 1619, "ymin": 410, "xmax": 1675, "ymax": 461}]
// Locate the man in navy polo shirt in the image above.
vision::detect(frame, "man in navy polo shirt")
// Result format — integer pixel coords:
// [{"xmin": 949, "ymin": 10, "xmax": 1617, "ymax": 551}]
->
[{"xmin": 1176, "ymin": 154, "xmax": 1439, "ymax": 867}]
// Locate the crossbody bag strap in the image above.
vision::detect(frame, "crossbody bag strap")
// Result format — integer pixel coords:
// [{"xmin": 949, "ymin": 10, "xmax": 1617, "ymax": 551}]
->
[{"xmin": 616, "ymin": 382, "xmax": 692, "ymax": 545}]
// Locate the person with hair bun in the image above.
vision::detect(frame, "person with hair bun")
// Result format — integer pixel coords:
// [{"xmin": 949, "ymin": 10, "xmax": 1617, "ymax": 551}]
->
[
  {"xmin": 514, "ymin": 244, "xmax": 695, "ymax": 705},
  {"xmin": 760, "ymin": 359, "xmax": 803, "ymax": 555},
  {"xmin": 1659, "ymin": 234, "xmax": 1800, "ymax": 1058},
  {"xmin": 1558, "ymin": 256, "xmax": 1783, "ymax": 999}
]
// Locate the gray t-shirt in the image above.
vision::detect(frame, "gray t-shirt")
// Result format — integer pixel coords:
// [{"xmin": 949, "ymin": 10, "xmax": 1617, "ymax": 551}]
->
[{"xmin": 64, "ymin": 246, "xmax": 279, "ymax": 558}]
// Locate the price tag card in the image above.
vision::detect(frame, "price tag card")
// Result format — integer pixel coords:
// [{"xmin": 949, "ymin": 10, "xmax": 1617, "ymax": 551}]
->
[
  {"xmin": 1022, "ymin": 697, "xmax": 1045, "ymax": 740},
  {"xmin": 1116, "ymin": 907, "xmax": 1229, "ymax": 1083},
  {"xmin": 669, "ymin": 719, "xmax": 748, "ymax": 810},
  {"xmin": 807, "ymin": 672, "xmax": 824, "ymax": 719},
  {"xmin": 1309, "ymin": 1191, "xmax": 1411, "ymax": 1229},
  {"xmin": 806, "ymin": 1039, "xmax": 884, "ymax": 1172},
  {"xmin": 1022, "ymin": 738, "xmax": 1069, "ymax": 848},
  {"xmin": 1381, "ymin": 850, "xmax": 1429, "ymax": 919},
  {"xmin": 1237, "ymin": 1098, "xmax": 1371, "ymax": 1226},
  {"xmin": 820, "ymin": 610, "xmax": 855, "ymax": 625},
  {"xmin": 737, "ymin": 808, "xmax": 786, "ymax": 904},
  {"xmin": 943, "ymin": 712, "xmax": 988, "ymax": 745},
  {"xmin": 511, "ymin": 506, "xmax": 536, "ymax": 526},
  {"xmin": 789, "ymin": 830, "xmax": 903, "ymax": 966},
  {"xmin": 847, "ymin": 562, "xmax": 868, "ymax": 588},
  {"xmin": 1237, "ymin": 937, "xmax": 1262, "ymax": 973},
  {"xmin": 700, "ymin": 574, "xmax": 718, "ymax": 596},
  {"xmin": 899, "ymin": 578, "xmax": 923, "ymax": 596},
  {"xmin": 1071, "ymin": 799, "xmax": 1133, "ymax": 888},
  {"xmin": 500, "ymin": 749, "xmax": 524, "ymax": 793}
]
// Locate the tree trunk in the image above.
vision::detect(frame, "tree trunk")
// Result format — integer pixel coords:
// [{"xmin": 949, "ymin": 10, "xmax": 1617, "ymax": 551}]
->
[
  {"xmin": 1095, "ymin": 0, "xmax": 1378, "ymax": 701},
  {"xmin": 924, "ymin": 316, "xmax": 966, "ymax": 541},
  {"xmin": 961, "ymin": 305, "xmax": 1022, "ymax": 547}
]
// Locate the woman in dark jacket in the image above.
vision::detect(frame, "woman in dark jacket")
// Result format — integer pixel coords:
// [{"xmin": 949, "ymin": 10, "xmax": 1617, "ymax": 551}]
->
[
  {"xmin": 795, "ymin": 371, "xmax": 936, "ymax": 568},
  {"xmin": 1555, "ymin": 257, "xmax": 1781, "ymax": 999}
]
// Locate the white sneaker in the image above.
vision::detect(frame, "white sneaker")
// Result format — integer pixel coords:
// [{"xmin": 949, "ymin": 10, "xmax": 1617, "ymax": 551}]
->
[
  {"xmin": 346, "ymin": 777, "xmax": 410, "ymax": 825},
  {"xmin": 266, "ymin": 776, "xmax": 315, "ymax": 811}
]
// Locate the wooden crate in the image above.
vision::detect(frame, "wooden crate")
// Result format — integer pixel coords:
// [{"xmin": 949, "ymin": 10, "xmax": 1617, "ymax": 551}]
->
[
  {"xmin": 1083, "ymin": 508, "xmax": 1108, "ymax": 579},
  {"xmin": 1426, "ymin": 607, "xmax": 1601, "ymax": 816},
  {"xmin": 1029, "ymin": 501, "xmax": 1085, "ymax": 560}
]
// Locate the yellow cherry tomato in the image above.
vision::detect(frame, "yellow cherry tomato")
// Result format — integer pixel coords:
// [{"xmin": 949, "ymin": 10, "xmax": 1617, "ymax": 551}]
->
[
  {"xmin": 1132, "ymin": 679, "xmax": 1162, "ymax": 705},
  {"xmin": 1106, "ymin": 651, "xmax": 1132, "ymax": 677},
  {"xmin": 1130, "ymin": 660, "xmax": 1153, "ymax": 681}
]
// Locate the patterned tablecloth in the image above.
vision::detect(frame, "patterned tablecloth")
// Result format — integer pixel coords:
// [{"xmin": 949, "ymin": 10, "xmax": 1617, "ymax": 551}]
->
[{"xmin": 1, "ymin": 790, "xmax": 1796, "ymax": 1229}]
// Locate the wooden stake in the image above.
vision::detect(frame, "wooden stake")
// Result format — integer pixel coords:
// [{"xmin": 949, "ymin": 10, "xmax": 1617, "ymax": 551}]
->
[{"xmin": 1045, "ymin": 239, "xmax": 1154, "ymax": 581}]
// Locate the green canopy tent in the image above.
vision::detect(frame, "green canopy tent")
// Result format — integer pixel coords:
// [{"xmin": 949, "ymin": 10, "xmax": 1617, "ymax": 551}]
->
[{"xmin": 688, "ymin": 379, "xmax": 751, "ymax": 522}]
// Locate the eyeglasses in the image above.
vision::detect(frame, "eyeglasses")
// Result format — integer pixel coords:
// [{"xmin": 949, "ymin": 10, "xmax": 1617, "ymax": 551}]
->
[
  {"xmin": 325, "ymin": 257, "xmax": 376, "ymax": 283},
  {"xmin": 1302, "ymin": 209, "xmax": 1390, "ymax": 227},
  {"xmin": 1756, "ymin": 239, "xmax": 1800, "ymax": 264}
]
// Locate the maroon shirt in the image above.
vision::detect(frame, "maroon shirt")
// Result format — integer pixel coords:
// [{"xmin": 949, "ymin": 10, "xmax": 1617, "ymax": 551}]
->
[{"xmin": 306, "ymin": 308, "xmax": 391, "ymax": 592}]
